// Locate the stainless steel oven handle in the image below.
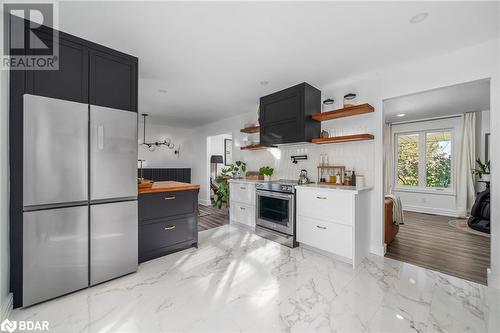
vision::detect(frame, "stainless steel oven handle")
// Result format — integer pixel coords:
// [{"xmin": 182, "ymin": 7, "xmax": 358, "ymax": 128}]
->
[{"xmin": 256, "ymin": 190, "xmax": 293, "ymax": 200}]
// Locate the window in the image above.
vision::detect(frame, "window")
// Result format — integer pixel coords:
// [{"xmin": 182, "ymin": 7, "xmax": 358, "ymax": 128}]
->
[
  {"xmin": 395, "ymin": 129, "xmax": 453, "ymax": 190},
  {"xmin": 425, "ymin": 131, "xmax": 452, "ymax": 188},
  {"xmin": 396, "ymin": 133, "xmax": 420, "ymax": 186}
]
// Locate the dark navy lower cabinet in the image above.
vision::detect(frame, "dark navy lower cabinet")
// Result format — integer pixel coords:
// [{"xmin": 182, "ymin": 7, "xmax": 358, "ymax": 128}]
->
[{"xmin": 138, "ymin": 189, "xmax": 199, "ymax": 263}]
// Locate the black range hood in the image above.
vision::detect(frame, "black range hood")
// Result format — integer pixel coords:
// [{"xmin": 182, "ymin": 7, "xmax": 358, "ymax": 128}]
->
[{"xmin": 259, "ymin": 82, "xmax": 321, "ymax": 146}]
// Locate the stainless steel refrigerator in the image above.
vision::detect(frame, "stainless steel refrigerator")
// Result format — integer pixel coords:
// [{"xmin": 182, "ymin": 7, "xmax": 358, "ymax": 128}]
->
[{"xmin": 22, "ymin": 94, "xmax": 138, "ymax": 307}]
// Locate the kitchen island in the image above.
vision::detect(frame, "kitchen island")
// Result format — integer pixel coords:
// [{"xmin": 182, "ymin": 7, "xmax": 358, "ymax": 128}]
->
[{"xmin": 138, "ymin": 181, "xmax": 200, "ymax": 263}]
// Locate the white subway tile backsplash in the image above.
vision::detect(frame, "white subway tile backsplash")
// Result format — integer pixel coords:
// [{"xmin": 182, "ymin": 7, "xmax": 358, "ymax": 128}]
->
[{"xmin": 238, "ymin": 141, "xmax": 374, "ymax": 186}]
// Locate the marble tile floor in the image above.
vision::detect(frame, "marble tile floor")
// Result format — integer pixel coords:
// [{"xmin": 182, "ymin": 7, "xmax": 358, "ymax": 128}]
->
[{"xmin": 10, "ymin": 224, "xmax": 500, "ymax": 333}]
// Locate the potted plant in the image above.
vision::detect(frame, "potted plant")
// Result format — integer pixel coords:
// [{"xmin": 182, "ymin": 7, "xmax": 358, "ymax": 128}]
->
[
  {"xmin": 259, "ymin": 166, "xmax": 274, "ymax": 181},
  {"xmin": 213, "ymin": 176, "xmax": 230, "ymax": 209},
  {"xmin": 472, "ymin": 158, "xmax": 491, "ymax": 182},
  {"xmin": 226, "ymin": 161, "xmax": 247, "ymax": 179}
]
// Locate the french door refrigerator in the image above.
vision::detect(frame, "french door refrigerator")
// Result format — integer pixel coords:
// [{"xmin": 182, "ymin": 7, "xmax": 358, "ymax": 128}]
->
[{"xmin": 22, "ymin": 94, "xmax": 138, "ymax": 307}]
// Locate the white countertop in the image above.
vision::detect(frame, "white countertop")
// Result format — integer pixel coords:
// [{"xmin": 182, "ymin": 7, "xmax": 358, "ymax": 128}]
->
[
  {"xmin": 297, "ymin": 183, "xmax": 373, "ymax": 193},
  {"xmin": 227, "ymin": 178, "xmax": 267, "ymax": 184}
]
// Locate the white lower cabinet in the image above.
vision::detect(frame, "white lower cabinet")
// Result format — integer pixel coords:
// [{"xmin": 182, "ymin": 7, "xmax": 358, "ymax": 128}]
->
[
  {"xmin": 229, "ymin": 180, "xmax": 256, "ymax": 228},
  {"xmin": 230, "ymin": 201, "xmax": 255, "ymax": 228},
  {"xmin": 297, "ymin": 215, "xmax": 352, "ymax": 259},
  {"xmin": 296, "ymin": 186, "xmax": 370, "ymax": 268}
]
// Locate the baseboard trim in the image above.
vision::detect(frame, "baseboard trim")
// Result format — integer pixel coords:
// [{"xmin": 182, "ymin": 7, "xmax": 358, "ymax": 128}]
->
[
  {"xmin": 229, "ymin": 220, "xmax": 255, "ymax": 230},
  {"xmin": 403, "ymin": 204, "xmax": 458, "ymax": 217},
  {"xmin": 1, "ymin": 293, "xmax": 13, "ymax": 321},
  {"xmin": 370, "ymin": 243, "xmax": 386, "ymax": 257},
  {"xmin": 199, "ymin": 199, "xmax": 211, "ymax": 206},
  {"xmin": 487, "ymin": 268, "xmax": 500, "ymax": 289},
  {"xmin": 299, "ymin": 243, "xmax": 353, "ymax": 266}
]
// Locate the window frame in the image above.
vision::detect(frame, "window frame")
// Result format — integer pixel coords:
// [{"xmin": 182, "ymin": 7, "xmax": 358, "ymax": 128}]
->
[{"xmin": 394, "ymin": 128, "xmax": 454, "ymax": 194}]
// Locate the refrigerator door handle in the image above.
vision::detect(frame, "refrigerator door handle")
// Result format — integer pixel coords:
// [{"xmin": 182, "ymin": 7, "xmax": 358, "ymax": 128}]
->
[{"xmin": 97, "ymin": 125, "xmax": 104, "ymax": 150}]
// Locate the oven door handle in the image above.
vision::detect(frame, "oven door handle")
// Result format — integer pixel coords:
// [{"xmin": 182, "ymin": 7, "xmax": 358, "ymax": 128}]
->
[{"xmin": 256, "ymin": 190, "xmax": 294, "ymax": 200}]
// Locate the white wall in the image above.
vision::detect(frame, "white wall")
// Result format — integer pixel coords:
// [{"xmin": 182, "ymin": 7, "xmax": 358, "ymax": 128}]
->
[
  {"xmin": 191, "ymin": 38, "xmax": 500, "ymax": 288},
  {"xmin": 138, "ymin": 120, "xmax": 193, "ymax": 168},
  {"xmin": 0, "ymin": 51, "xmax": 11, "ymax": 318}
]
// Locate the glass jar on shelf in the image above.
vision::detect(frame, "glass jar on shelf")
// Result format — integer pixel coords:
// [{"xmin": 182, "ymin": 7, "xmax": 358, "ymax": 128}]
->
[{"xmin": 343, "ymin": 93, "xmax": 357, "ymax": 108}]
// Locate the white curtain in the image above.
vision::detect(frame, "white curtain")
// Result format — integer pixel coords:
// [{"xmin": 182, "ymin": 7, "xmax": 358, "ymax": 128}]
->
[
  {"xmin": 456, "ymin": 112, "xmax": 476, "ymax": 217},
  {"xmin": 383, "ymin": 123, "xmax": 394, "ymax": 195}
]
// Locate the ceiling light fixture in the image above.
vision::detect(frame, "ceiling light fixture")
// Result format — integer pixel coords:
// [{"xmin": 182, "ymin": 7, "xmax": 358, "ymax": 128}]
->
[
  {"xmin": 158, "ymin": 89, "xmax": 168, "ymax": 93},
  {"xmin": 140, "ymin": 114, "xmax": 175, "ymax": 152},
  {"xmin": 397, "ymin": 113, "xmax": 406, "ymax": 117},
  {"xmin": 410, "ymin": 12, "xmax": 429, "ymax": 24},
  {"xmin": 260, "ymin": 81, "xmax": 269, "ymax": 85}
]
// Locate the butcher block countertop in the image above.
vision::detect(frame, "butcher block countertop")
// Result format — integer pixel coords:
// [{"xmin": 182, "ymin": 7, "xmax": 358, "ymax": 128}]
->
[{"xmin": 138, "ymin": 181, "xmax": 200, "ymax": 194}]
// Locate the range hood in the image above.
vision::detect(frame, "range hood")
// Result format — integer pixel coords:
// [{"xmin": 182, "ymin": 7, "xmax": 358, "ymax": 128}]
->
[{"xmin": 259, "ymin": 82, "xmax": 321, "ymax": 146}]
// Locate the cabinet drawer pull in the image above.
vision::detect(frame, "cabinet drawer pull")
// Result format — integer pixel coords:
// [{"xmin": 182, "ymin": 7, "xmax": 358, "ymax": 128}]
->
[
  {"xmin": 316, "ymin": 196, "xmax": 327, "ymax": 200},
  {"xmin": 316, "ymin": 225, "xmax": 327, "ymax": 230},
  {"xmin": 240, "ymin": 207, "xmax": 246, "ymax": 210},
  {"xmin": 164, "ymin": 225, "xmax": 176, "ymax": 231},
  {"xmin": 164, "ymin": 196, "xmax": 176, "ymax": 200},
  {"xmin": 240, "ymin": 187, "xmax": 246, "ymax": 190}
]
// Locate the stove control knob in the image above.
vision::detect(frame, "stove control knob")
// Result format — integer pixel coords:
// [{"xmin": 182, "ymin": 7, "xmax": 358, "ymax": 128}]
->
[{"xmin": 287, "ymin": 186, "xmax": 293, "ymax": 191}]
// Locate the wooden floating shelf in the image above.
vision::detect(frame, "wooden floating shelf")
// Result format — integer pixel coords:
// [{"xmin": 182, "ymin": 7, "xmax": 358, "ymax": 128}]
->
[
  {"xmin": 311, "ymin": 133, "xmax": 374, "ymax": 144},
  {"xmin": 311, "ymin": 103, "xmax": 374, "ymax": 121},
  {"xmin": 240, "ymin": 144, "xmax": 267, "ymax": 150},
  {"xmin": 240, "ymin": 126, "xmax": 260, "ymax": 134}
]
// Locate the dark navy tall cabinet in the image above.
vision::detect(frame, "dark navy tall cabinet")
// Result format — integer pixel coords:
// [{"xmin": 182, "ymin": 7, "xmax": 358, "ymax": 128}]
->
[{"xmin": 9, "ymin": 18, "xmax": 138, "ymax": 308}]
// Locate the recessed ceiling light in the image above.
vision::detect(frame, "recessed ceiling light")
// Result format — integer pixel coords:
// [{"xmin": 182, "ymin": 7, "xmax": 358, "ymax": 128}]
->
[
  {"xmin": 397, "ymin": 113, "xmax": 406, "ymax": 117},
  {"xmin": 260, "ymin": 81, "xmax": 269, "ymax": 85},
  {"xmin": 158, "ymin": 89, "xmax": 168, "ymax": 93},
  {"xmin": 410, "ymin": 12, "xmax": 429, "ymax": 24}
]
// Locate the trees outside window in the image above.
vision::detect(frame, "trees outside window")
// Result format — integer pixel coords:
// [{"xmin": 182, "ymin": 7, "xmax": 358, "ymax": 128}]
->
[
  {"xmin": 426, "ymin": 131, "xmax": 452, "ymax": 188},
  {"xmin": 397, "ymin": 133, "xmax": 419, "ymax": 186},
  {"xmin": 396, "ymin": 129, "xmax": 453, "ymax": 190}
]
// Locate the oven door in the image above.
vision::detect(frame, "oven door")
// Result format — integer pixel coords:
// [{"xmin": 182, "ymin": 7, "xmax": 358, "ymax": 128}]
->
[{"xmin": 256, "ymin": 190, "xmax": 294, "ymax": 235}]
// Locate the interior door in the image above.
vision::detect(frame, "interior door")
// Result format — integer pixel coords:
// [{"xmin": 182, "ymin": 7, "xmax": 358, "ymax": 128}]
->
[
  {"xmin": 23, "ymin": 94, "xmax": 88, "ymax": 208},
  {"xmin": 23, "ymin": 206, "xmax": 88, "ymax": 307},
  {"xmin": 90, "ymin": 105, "xmax": 138, "ymax": 201},
  {"xmin": 90, "ymin": 200, "xmax": 138, "ymax": 285}
]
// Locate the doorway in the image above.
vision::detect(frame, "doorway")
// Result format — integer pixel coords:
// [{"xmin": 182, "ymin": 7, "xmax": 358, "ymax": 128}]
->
[
  {"xmin": 383, "ymin": 79, "xmax": 492, "ymax": 284},
  {"xmin": 200, "ymin": 132, "xmax": 232, "ymax": 231}
]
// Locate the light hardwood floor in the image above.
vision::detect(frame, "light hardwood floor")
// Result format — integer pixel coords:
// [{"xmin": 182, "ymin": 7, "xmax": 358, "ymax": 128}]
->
[{"xmin": 385, "ymin": 211, "xmax": 490, "ymax": 285}]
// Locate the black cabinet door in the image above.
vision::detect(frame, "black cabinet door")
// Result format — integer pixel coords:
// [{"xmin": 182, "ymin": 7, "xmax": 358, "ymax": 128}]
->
[
  {"xmin": 139, "ymin": 190, "xmax": 196, "ymax": 222},
  {"xmin": 89, "ymin": 49, "xmax": 137, "ymax": 111},
  {"xmin": 259, "ymin": 83, "xmax": 320, "ymax": 145},
  {"xmin": 25, "ymin": 32, "xmax": 88, "ymax": 103},
  {"xmin": 139, "ymin": 215, "xmax": 197, "ymax": 255},
  {"xmin": 260, "ymin": 86, "xmax": 303, "ymax": 145}
]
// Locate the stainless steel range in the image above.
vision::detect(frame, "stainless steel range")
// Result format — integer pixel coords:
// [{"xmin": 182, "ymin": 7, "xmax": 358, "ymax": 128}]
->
[{"xmin": 255, "ymin": 180, "xmax": 298, "ymax": 248}]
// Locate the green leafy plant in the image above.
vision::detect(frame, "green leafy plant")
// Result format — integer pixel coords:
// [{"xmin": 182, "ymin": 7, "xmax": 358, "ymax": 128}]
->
[
  {"xmin": 259, "ymin": 166, "xmax": 274, "ymax": 176},
  {"xmin": 472, "ymin": 158, "xmax": 490, "ymax": 178},
  {"xmin": 213, "ymin": 176, "xmax": 229, "ymax": 209},
  {"xmin": 225, "ymin": 160, "xmax": 247, "ymax": 178}
]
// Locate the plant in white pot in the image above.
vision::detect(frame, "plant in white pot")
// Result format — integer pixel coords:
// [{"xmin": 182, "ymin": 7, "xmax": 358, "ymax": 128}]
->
[
  {"xmin": 259, "ymin": 166, "xmax": 274, "ymax": 181},
  {"xmin": 472, "ymin": 158, "xmax": 490, "ymax": 182}
]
